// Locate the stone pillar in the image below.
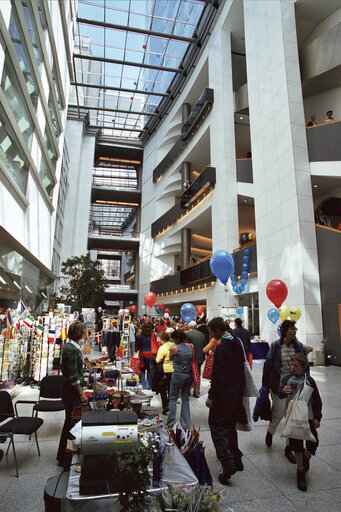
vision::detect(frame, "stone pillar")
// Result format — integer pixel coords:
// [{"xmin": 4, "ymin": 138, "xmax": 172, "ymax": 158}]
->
[
  {"xmin": 181, "ymin": 228, "xmax": 191, "ymax": 268},
  {"xmin": 243, "ymin": 0, "xmax": 323, "ymax": 346}
]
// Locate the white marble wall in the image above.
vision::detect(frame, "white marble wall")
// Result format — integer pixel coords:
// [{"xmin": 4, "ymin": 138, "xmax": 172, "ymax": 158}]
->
[{"xmin": 244, "ymin": 0, "xmax": 323, "ymax": 346}]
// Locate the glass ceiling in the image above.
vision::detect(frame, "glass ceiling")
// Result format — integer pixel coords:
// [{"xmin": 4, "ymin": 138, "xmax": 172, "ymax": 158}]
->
[{"xmin": 69, "ymin": 0, "xmax": 211, "ymax": 140}]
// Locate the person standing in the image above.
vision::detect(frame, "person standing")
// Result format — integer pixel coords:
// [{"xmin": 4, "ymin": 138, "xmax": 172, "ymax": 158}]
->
[
  {"xmin": 324, "ymin": 110, "xmax": 334, "ymax": 122},
  {"xmin": 57, "ymin": 321, "xmax": 87, "ymax": 469},
  {"xmin": 166, "ymin": 330, "xmax": 193, "ymax": 429},
  {"xmin": 205, "ymin": 317, "xmax": 245, "ymax": 484},
  {"xmin": 233, "ymin": 317, "xmax": 251, "ymax": 355},
  {"xmin": 186, "ymin": 321, "xmax": 206, "ymax": 397},
  {"xmin": 262, "ymin": 319, "xmax": 308, "ymax": 463},
  {"xmin": 155, "ymin": 331, "xmax": 174, "ymax": 415},
  {"xmin": 136, "ymin": 322, "xmax": 157, "ymax": 389}
]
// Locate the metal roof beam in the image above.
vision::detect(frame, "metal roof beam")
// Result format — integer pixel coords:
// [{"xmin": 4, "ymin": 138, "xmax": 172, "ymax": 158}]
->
[
  {"xmin": 68, "ymin": 104, "xmax": 157, "ymax": 117},
  {"xmin": 74, "ymin": 53, "xmax": 181, "ymax": 73},
  {"xmin": 77, "ymin": 17, "xmax": 197, "ymax": 44},
  {"xmin": 71, "ymin": 81, "xmax": 170, "ymax": 97}
]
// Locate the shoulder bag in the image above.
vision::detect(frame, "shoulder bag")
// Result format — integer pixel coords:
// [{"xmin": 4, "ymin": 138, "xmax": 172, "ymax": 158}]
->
[
  {"xmin": 281, "ymin": 376, "xmax": 316, "ymax": 442},
  {"xmin": 237, "ymin": 337, "xmax": 259, "ymax": 398},
  {"xmin": 189, "ymin": 344, "xmax": 200, "ymax": 389},
  {"xmin": 202, "ymin": 340, "xmax": 217, "ymax": 380}
]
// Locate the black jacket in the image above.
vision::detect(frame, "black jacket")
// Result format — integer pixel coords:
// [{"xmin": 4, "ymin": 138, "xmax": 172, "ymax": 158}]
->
[
  {"xmin": 278, "ymin": 373, "xmax": 322, "ymax": 421},
  {"xmin": 208, "ymin": 333, "xmax": 245, "ymax": 401},
  {"xmin": 233, "ymin": 326, "xmax": 251, "ymax": 355}
]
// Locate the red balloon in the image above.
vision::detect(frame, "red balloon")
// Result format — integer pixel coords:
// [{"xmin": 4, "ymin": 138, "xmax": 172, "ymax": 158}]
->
[
  {"xmin": 144, "ymin": 291, "xmax": 156, "ymax": 308},
  {"xmin": 165, "ymin": 308, "xmax": 170, "ymax": 314},
  {"xmin": 266, "ymin": 280, "xmax": 288, "ymax": 309},
  {"xmin": 130, "ymin": 305, "xmax": 136, "ymax": 313},
  {"xmin": 197, "ymin": 307, "xmax": 203, "ymax": 316},
  {"xmin": 158, "ymin": 302, "xmax": 164, "ymax": 310}
]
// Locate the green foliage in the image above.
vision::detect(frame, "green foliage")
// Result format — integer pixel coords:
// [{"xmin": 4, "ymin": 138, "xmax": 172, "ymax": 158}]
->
[
  {"xmin": 59, "ymin": 255, "xmax": 109, "ymax": 311},
  {"xmin": 149, "ymin": 485, "xmax": 224, "ymax": 512}
]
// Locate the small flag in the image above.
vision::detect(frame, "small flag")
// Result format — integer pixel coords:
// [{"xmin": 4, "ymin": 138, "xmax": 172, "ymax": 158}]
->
[
  {"xmin": 95, "ymin": 332, "xmax": 102, "ymax": 344},
  {"xmin": 15, "ymin": 317, "xmax": 21, "ymax": 333},
  {"xmin": 35, "ymin": 323, "xmax": 44, "ymax": 338},
  {"xmin": 61, "ymin": 327, "xmax": 67, "ymax": 341},
  {"xmin": 17, "ymin": 299, "xmax": 26, "ymax": 316},
  {"xmin": 48, "ymin": 331, "xmax": 55, "ymax": 343},
  {"xmin": 23, "ymin": 313, "xmax": 34, "ymax": 329},
  {"xmin": 116, "ymin": 336, "xmax": 123, "ymax": 358},
  {"xmin": 6, "ymin": 309, "xmax": 14, "ymax": 327}
]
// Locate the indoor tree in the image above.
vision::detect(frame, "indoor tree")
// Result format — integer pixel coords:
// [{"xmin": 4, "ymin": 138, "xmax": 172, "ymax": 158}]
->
[{"xmin": 59, "ymin": 255, "xmax": 109, "ymax": 311}]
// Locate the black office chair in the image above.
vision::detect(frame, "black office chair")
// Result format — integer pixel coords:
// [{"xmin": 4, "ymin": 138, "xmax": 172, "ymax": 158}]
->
[
  {"xmin": 0, "ymin": 390, "xmax": 43, "ymax": 477},
  {"xmin": 33, "ymin": 375, "xmax": 65, "ymax": 418}
]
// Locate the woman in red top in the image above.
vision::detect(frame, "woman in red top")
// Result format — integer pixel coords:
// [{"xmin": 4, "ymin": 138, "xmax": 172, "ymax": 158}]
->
[{"xmin": 136, "ymin": 323, "xmax": 158, "ymax": 389}]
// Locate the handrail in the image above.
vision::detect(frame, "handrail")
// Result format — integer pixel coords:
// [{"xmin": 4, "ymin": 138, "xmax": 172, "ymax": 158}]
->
[
  {"xmin": 315, "ymin": 224, "xmax": 341, "ymax": 234},
  {"xmin": 306, "ymin": 119, "xmax": 341, "ymax": 129}
]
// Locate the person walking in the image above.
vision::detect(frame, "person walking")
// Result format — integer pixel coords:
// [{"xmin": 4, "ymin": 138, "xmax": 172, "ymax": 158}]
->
[
  {"xmin": 279, "ymin": 353, "xmax": 322, "ymax": 491},
  {"xmin": 205, "ymin": 317, "xmax": 245, "ymax": 484},
  {"xmin": 262, "ymin": 319, "xmax": 308, "ymax": 463},
  {"xmin": 166, "ymin": 330, "xmax": 193, "ymax": 429},
  {"xmin": 57, "ymin": 321, "xmax": 88, "ymax": 469},
  {"xmin": 233, "ymin": 317, "xmax": 251, "ymax": 355},
  {"xmin": 155, "ymin": 331, "xmax": 174, "ymax": 415},
  {"xmin": 186, "ymin": 320, "xmax": 206, "ymax": 397},
  {"xmin": 136, "ymin": 322, "xmax": 158, "ymax": 389}
]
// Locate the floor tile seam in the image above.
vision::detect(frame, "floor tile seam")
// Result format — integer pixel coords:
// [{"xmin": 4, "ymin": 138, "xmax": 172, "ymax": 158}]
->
[
  {"xmin": 314, "ymin": 454, "xmax": 341, "ymax": 472},
  {"xmin": 240, "ymin": 456, "xmax": 296, "ymax": 498},
  {"xmin": 226, "ymin": 494, "xmax": 301, "ymax": 509}
]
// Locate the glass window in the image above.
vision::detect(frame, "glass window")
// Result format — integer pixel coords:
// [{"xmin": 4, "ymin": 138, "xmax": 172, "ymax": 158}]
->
[
  {"xmin": 9, "ymin": 11, "xmax": 38, "ymax": 110},
  {"xmin": 21, "ymin": 1, "xmax": 43, "ymax": 73},
  {"xmin": 48, "ymin": 92, "xmax": 60, "ymax": 137},
  {"xmin": 0, "ymin": 108, "xmax": 29, "ymax": 194},
  {"xmin": 39, "ymin": 153, "xmax": 54, "ymax": 198},
  {"xmin": 1, "ymin": 57, "xmax": 33, "ymax": 150},
  {"xmin": 44, "ymin": 128, "xmax": 57, "ymax": 170}
]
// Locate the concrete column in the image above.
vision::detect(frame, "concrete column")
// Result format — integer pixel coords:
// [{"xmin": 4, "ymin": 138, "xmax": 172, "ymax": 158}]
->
[
  {"xmin": 182, "ymin": 161, "xmax": 191, "ymax": 191},
  {"xmin": 243, "ymin": 0, "xmax": 323, "ymax": 347},
  {"xmin": 182, "ymin": 103, "xmax": 190, "ymax": 125},
  {"xmin": 181, "ymin": 228, "xmax": 191, "ymax": 268}
]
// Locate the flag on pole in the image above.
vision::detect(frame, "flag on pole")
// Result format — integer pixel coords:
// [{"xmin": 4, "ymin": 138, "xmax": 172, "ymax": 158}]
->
[
  {"xmin": 23, "ymin": 313, "xmax": 34, "ymax": 328},
  {"xmin": 116, "ymin": 336, "xmax": 124, "ymax": 358},
  {"xmin": 35, "ymin": 323, "xmax": 44, "ymax": 338},
  {"xmin": 61, "ymin": 327, "xmax": 67, "ymax": 341},
  {"xmin": 6, "ymin": 309, "xmax": 14, "ymax": 327},
  {"xmin": 95, "ymin": 332, "xmax": 102, "ymax": 344},
  {"xmin": 17, "ymin": 299, "xmax": 26, "ymax": 317},
  {"xmin": 15, "ymin": 316, "xmax": 21, "ymax": 333}
]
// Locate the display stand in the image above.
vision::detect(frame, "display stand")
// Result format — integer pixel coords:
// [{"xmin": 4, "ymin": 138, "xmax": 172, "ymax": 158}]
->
[{"xmin": 121, "ymin": 316, "xmax": 131, "ymax": 357}]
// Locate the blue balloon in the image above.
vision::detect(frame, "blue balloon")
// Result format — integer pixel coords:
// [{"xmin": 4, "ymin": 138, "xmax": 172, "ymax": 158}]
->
[
  {"xmin": 242, "ymin": 263, "xmax": 248, "ymax": 270},
  {"xmin": 244, "ymin": 249, "xmax": 250, "ymax": 255},
  {"xmin": 242, "ymin": 234, "xmax": 248, "ymax": 241},
  {"xmin": 239, "ymin": 285, "xmax": 245, "ymax": 292},
  {"xmin": 231, "ymin": 281, "xmax": 237, "ymax": 287},
  {"xmin": 233, "ymin": 286, "xmax": 239, "ymax": 293},
  {"xmin": 268, "ymin": 308, "xmax": 279, "ymax": 324},
  {"xmin": 210, "ymin": 250, "xmax": 234, "ymax": 285},
  {"xmin": 180, "ymin": 303, "xmax": 196, "ymax": 323},
  {"xmin": 156, "ymin": 306, "xmax": 161, "ymax": 314},
  {"xmin": 236, "ymin": 307, "xmax": 243, "ymax": 314},
  {"xmin": 241, "ymin": 271, "xmax": 248, "ymax": 278},
  {"xmin": 240, "ymin": 278, "xmax": 248, "ymax": 286},
  {"xmin": 277, "ymin": 323, "xmax": 282, "ymax": 337},
  {"xmin": 243, "ymin": 255, "xmax": 249, "ymax": 263}
]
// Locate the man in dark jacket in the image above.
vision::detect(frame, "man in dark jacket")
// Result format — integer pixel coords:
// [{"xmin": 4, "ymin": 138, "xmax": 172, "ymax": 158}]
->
[
  {"xmin": 233, "ymin": 317, "xmax": 251, "ymax": 355},
  {"xmin": 262, "ymin": 319, "xmax": 307, "ymax": 463},
  {"xmin": 206, "ymin": 317, "xmax": 245, "ymax": 484},
  {"xmin": 186, "ymin": 321, "xmax": 206, "ymax": 397}
]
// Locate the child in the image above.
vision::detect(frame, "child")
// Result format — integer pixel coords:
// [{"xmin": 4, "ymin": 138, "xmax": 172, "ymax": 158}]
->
[{"xmin": 279, "ymin": 353, "xmax": 322, "ymax": 492}]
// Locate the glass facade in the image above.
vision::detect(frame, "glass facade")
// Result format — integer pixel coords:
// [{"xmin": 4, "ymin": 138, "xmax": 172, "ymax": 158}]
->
[{"xmin": 39, "ymin": 153, "xmax": 55, "ymax": 198}]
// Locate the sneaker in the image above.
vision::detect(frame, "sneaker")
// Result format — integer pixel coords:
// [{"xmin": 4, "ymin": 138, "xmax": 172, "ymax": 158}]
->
[
  {"xmin": 297, "ymin": 469, "xmax": 307, "ymax": 491},
  {"xmin": 265, "ymin": 432, "xmax": 272, "ymax": 447},
  {"xmin": 284, "ymin": 446, "xmax": 296, "ymax": 464}
]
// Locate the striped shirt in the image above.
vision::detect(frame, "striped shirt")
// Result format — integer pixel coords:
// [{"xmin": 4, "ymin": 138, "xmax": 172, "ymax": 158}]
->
[
  {"xmin": 280, "ymin": 341, "xmax": 295, "ymax": 379},
  {"xmin": 61, "ymin": 340, "xmax": 84, "ymax": 386}
]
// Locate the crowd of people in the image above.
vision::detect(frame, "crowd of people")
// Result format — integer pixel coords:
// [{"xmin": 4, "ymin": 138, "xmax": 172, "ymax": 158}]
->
[{"xmin": 58, "ymin": 313, "xmax": 322, "ymax": 493}]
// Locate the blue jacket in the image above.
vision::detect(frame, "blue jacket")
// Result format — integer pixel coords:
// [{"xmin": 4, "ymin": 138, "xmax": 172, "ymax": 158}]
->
[
  {"xmin": 262, "ymin": 338, "xmax": 308, "ymax": 393},
  {"xmin": 278, "ymin": 373, "xmax": 322, "ymax": 421}
]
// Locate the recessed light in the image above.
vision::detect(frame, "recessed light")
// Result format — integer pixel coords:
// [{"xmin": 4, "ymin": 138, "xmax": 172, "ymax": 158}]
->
[
  {"xmin": 0, "ymin": 276, "xmax": 7, "ymax": 285},
  {"xmin": 240, "ymin": 116, "xmax": 243, "ymax": 120},
  {"xmin": 244, "ymin": 199, "xmax": 247, "ymax": 203},
  {"xmin": 25, "ymin": 285, "xmax": 32, "ymax": 293},
  {"xmin": 313, "ymin": 184, "xmax": 318, "ymax": 188},
  {"xmin": 13, "ymin": 280, "xmax": 21, "ymax": 290}
]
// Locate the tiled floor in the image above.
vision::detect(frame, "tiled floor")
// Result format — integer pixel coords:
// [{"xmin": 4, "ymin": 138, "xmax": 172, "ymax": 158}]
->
[{"xmin": 0, "ymin": 360, "xmax": 340, "ymax": 512}]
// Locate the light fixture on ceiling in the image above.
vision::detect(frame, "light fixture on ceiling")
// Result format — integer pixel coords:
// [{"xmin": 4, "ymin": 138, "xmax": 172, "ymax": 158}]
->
[
  {"xmin": 41, "ymin": 292, "xmax": 47, "ymax": 299},
  {"xmin": 240, "ymin": 116, "xmax": 243, "ymax": 120},
  {"xmin": 13, "ymin": 280, "xmax": 21, "ymax": 290},
  {"xmin": 313, "ymin": 184, "xmax": 318, "ymax": 188},
  {"xmin": 0, "ymin": 276, "xmax": 7, "ymax": 285},
  {"xmin": 25, "ymin": 285, "xmax": 32, "ymax": 293},
  {"xmin": 244, "ymin": 199, "xmax": 247, "ymax": 203}
]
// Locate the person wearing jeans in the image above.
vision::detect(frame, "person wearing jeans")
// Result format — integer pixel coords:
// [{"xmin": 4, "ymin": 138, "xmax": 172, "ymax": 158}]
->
[
  {"xmin": 137, "ymin": 323, "xmax": 157, "ymax": 389},
  {"xmin": 166, "ymin": 330, "xmax": 193, "ymax": 429}
]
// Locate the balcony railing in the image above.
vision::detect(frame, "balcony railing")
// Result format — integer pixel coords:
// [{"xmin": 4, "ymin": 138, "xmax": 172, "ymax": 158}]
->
[
  {"xmin": 232, "ymin": 241, "xmax": 257, "ymax": 275},
  {"xmin": 153, "ymin": 88, "xmax": 214, "ymax": 183},
  {"xmin": 236, "ymin": 158, "xmax": 253, "ymax": 183},
  {"xmin": 306, "ymin": 120, "xmax": 341, "ymax": 161},
  {"xmin": 151, "ymin": 166, "xmax": 216, "ymax": 238}
]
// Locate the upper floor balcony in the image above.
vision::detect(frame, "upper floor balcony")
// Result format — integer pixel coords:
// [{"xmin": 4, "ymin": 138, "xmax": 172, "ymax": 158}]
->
[
  {"xmin": 151, "ymin": 166, "xmax": 216, "ymax": 238},
  {"xmin": 88, "ymin": 232, "xmax": 139, "ymax": 251},
  {"xmin": 153, "ymin": 88, "xmax": 214, "ymax": 183},
  {"xmin": 306, "ymin": 120, "xmax": 341, "ymax": 162}
]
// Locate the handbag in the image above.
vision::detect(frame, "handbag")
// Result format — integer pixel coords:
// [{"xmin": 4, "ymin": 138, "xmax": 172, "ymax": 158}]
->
[
  {"xmin": 281, "ymin": 376, "xmax": 316, "ymax": 442},
  {"xmin": 130, "ymin": 351, "xmax": 142, "ymax": 375},
  {"xmin": 189, "ymin": 344, "xmax": 200, "ymax": 389},
  {"xmin": 237, "ymin": 337, "xmax": 259, "ymax": 398},
  {"xmin": 150, "ymin": 332, "xmax": 159, "ymax": 355},
  {"xmin": 202, "ymin": 341, "xmax": 217, "ymax": 380}
]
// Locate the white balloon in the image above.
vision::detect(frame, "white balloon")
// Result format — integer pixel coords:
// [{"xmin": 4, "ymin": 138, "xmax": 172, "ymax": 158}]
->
[{"xmin": 164, "ymin": 313, "xmax": 169, "ymax": 319}]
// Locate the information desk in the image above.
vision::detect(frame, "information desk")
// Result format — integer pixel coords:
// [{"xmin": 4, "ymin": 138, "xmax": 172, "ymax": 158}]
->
[
  {"xmin": 251, "ymin": 341, "xmax": 270, "ymax": 359},
  {"xmin": 62, "ymin": 447, "xmax": 198, "ymax": 511}
]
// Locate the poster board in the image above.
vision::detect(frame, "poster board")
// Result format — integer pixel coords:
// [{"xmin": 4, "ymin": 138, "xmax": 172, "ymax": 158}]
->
[{"xmin": 220, "ymin": 306, "xmax": 248, "ymax": 329}]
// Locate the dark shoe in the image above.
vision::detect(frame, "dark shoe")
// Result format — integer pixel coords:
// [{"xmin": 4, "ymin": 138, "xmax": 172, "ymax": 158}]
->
[
  {"xmin": 285, "ymin": 446, "xmax": 296, "ymax": 464},
  {"xmin": 297, "ymin": 469, "xmax": 307, "ymax": 491},
  {"xmin": 0, "ymin": 449, "xmax": 3, "ymax": 463},
  {"xmin": 218, "ymin": 464, "xmax": 237, "ymax": 485},
  {"xmin": 162, "ymin": 407, "xmax": 169, "ymax": 415},
  {"xmin": 265, "ymin": 432, "xmax": 272, "ymax": 447},
  {"xmin": 302, "ymin": 453, "xmax": 310, "ymax": 471}
]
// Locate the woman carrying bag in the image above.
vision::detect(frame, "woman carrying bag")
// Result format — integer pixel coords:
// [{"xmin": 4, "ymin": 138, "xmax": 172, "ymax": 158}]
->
[
  {"xmin": 155, "ymin": 331, "xmax": 174, "ymax": 414},
  {"xmin": 279, "ymin": 353, "xmax": 322, "ymax": 492}
]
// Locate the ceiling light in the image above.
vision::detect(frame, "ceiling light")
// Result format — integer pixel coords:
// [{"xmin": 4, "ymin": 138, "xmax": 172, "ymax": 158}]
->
[
  {"xmin": 25, "ymin": 285, "xmax": 33, "ymax": 293},
  {"xmin": 240, "ymin": 116, "xmax": 243, "ymax": 120},
  {"xmin": 0, "ymin": 276, "xmax": 7, "ymax": 285},
  {"xmin": 313, "ymin": 184, "xmax": 318, "ymax": 188},
  {"xmin": 41, "ymin": 292, "xmax": 47, "ymax": 299},
  {"xmin": 244, "ymin": 199, "xmax": 247, "ymax": 202},
  {"xmin": 13, "ymin": 280, "xmax": 21, "ymax": 290}
]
